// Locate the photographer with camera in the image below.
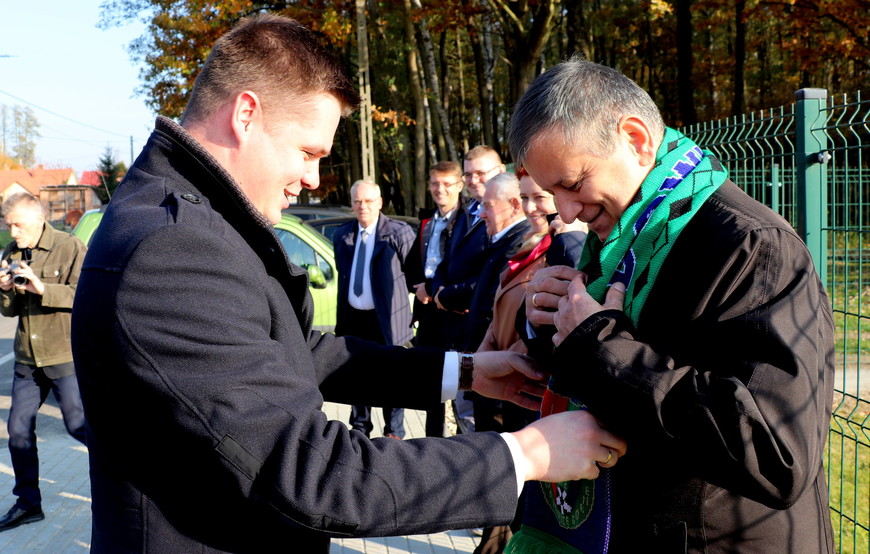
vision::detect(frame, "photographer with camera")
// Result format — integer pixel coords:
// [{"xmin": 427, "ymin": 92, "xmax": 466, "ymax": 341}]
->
[{"xmin": 0, "ymin": 192, "xmax": 87, "ymax": 532}]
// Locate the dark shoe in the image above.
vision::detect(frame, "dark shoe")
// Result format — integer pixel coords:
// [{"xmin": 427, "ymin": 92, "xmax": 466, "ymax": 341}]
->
[{"xmin": 0, "ymin": 504, "xmax": 45, "ymax": 532}]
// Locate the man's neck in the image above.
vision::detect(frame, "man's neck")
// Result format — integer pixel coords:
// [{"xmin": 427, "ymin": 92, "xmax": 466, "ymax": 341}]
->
[{"xmin": 437, "ymin": 204, "xmax": 457, "ymax": 218}]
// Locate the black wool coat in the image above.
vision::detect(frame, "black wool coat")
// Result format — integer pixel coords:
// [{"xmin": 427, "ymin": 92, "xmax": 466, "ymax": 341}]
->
[{"xmin": 72, "ymin": 116, "xmax": 519, "ymax": 553}]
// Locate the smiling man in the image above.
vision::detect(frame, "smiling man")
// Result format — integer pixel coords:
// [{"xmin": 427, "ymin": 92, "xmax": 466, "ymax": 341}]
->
[
  {"xmin": 70, "ymin": 15, "xmax": 627, "ymax": 554},
  {"xmin": 509, "ymin": 57, "xmax": 835, "ymax": 553},
  {"xmin": 333, "ymin": 180, "xmax": 415, "ymax": 440}
]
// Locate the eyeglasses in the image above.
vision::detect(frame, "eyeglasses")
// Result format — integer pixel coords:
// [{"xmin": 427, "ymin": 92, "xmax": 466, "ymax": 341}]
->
[
  {"xmin": 352, "ymin": 198, "xmax": 379, "ymax": 206},
  {"xmin": 429, "ymin": 180, "xmax": 461, "ymax": 189},
  {"xmin": 462, "ymin": 166, "xmax": 499, "ymax": 181}
]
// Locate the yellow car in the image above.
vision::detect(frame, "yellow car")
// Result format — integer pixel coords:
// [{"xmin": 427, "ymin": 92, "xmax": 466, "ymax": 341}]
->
[{"xmin": 72, "ymin": 208, "xmax": 338, "ymax": 332}]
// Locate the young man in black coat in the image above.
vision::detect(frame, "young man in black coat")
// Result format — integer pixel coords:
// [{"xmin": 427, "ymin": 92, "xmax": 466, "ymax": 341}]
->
[{"xmin": 70, "ymin": 15, "xmax": 626, "ymax": 553}]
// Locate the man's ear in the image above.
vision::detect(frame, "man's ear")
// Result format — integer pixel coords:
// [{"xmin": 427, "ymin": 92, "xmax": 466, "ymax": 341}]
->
[
  {"xmin": 617, "ymin": 115, "xmax": 657, "ymax": 167},
  {"xmin": 231, "ymin": 91, "xmax": 262, "ymax": 144},
  {"xmin": 509, "ymin": 196, "xmax": 522, "ymax": 213}
]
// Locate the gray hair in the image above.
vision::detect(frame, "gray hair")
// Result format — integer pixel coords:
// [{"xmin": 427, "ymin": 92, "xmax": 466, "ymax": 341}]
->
[
  {"xmin": 350, "ymin": 179, "xmax": 381, "ymax": 197},
  {"xmin": 485, "ymin": 172, "xmax": 521, "ymax": 202},
  {"xmin": 509, "ymin": 56, "xmax": 665, "ymax": 165},
  {"xmin": 2, "ymin": 192, "xmax": 43, "ymax": 217}
]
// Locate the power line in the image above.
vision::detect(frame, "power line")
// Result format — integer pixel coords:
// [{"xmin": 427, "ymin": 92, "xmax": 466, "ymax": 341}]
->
[{"xmin": 0, "ymin": 88, "xmax": 131, "ymax": 138}]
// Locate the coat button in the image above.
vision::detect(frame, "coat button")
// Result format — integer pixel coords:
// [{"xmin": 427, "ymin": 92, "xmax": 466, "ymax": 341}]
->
[{"xmin": 181, "ymin": 193, "xmax": 202, "ymax": 204}]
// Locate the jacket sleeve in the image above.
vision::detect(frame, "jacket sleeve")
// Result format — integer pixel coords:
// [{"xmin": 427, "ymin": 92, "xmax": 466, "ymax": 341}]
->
[
  {"xmin": 549, "ymin": 225, "xmax": 835, "ymax": 510},
  {"xmin": 0, "ymin": 244, "xmax": 15, "ymax": 317},
  {"xmin": 99, "ymin": 223, "xmax": 519, "ymax": 538},
  {"xmin": 546, "ymin": 230, "xmax": 586, "ymax": 268},
  {"xmin": 40, "ymin": 235, "xmax": 86, "ymax": 309}
]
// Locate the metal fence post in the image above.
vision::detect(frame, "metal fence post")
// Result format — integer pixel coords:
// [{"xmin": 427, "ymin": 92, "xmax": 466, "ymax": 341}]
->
[{"xmin": 794, "ymin": 88, "xmax": 829, "ymax": 288}]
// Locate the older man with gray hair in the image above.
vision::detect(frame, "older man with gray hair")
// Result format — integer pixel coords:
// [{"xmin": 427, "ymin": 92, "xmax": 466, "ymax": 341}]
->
[
  {"xmin": 0, "ymin": 192, "xmax": 87, "ymax": 532},
  {"xmin": 507, "ymin": 55, "xmax": 835, "ymax": 553},
  {"xmin": 461, "ymin": 172, "xmax": 531, "ymax": 435},
  {"xmin": 333, "ymin": 179, "xmax": 415, "ymax": 439}
]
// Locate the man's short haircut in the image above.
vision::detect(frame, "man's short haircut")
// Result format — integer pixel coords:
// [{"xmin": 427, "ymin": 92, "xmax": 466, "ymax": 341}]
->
[
  {"xmin": 485, "ymin": 172, "xmax": 521, "ymax": 202},
  {"xmin": 2, "ymin": 192, "xmax": 43, "ymax": 217},
  {"xmin": 509, "ymin": 55, "xmax": 665, "ymax": 165},
  {"xmin": 181, "ymin": 13, "xmax": 360, "ymax": 126},
  {"xmin": 429, "ymin": 161, "xmax": 462, "ymax": 180},
  {"xmin": 350, "ymin": 179, "xmax": 381, "ymax": 197},
  {"xmin": 464, "ymin": 145, "xmax": 502, "ymax": 164}
]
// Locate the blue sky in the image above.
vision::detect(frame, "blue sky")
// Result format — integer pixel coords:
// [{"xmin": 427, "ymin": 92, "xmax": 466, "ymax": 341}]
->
[{"xmin": 0, "ymin": 0, "xmax": 156, "ymax": 174}]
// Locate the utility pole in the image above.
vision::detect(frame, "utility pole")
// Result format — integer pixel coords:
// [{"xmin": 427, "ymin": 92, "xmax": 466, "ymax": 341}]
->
[{"xmin": 355, "ymin": 0, "xmax": 375, "ymax": 182}]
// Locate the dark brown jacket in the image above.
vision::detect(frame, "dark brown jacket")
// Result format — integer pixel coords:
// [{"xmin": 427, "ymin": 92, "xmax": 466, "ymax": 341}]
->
[
  {"xmin": 1, "ymin": 223, "xmax": 86, "ymax": 372},
  {"xmin": 531, "ymin": 181, "xmax": 835, "ymax": 553}
]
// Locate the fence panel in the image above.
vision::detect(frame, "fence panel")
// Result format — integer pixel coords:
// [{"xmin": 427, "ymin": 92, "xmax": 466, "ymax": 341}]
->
[{"xmin": 683, "ymin": 91, "xmax": 870, "ymax": 554}]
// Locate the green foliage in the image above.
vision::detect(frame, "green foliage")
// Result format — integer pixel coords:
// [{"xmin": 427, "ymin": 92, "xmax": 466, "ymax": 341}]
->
[{"xmin": 94, "ymin": 146, "xmax": 127, "ymax": 204}]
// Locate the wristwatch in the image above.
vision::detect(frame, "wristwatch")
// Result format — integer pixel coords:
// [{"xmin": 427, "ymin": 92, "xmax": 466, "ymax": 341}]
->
[{"xmin": 459, "ymin": 353, "xmax": 474, "ymax": 391}]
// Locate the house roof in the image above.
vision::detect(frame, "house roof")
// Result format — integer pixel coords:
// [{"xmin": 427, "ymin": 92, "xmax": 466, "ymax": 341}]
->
[
  {"xmin": 0, "ymin": 166, "xmax": 77, "ymax": 196},
  {"xmin": 79, "ymin": 170, "xmax": 105, "ymax": 187}
]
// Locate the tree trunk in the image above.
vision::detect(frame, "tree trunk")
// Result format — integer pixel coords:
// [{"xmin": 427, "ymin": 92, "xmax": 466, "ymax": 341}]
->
[
  {"xmin": 411, "ymin": 0, "xmax": 460, "ymax": 162},
  {"xmin": 401, "ymin": 0, "xmax": 429, "ymax": 213},
  {"xmin": 732, "ymin": 0, "xmax": 746, "ymax": 116},
  {"xmin": 674, "ymin": 0, "xmax": 697, "ymax": 125},
  {"xmin": 456, "ymin": 32, "xmax": 470, "ymax": 154},
  {"xmin": 370, "ymin": 1, "xmax": 415, "ymax": 215}
]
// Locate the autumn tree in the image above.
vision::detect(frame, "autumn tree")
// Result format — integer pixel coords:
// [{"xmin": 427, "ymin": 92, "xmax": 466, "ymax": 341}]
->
[{"xmin": 100, "ymin": 0, "xmax": 870, "ymax": 211}]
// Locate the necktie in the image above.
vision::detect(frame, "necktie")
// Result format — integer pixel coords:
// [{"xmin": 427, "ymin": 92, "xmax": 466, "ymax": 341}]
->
[{"xmin": 353, "ymin": 230, "xmax": 367, "ymax": 296}]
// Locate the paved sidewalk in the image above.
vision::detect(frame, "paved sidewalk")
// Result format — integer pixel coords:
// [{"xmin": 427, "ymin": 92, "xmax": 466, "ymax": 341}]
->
[{"xmin": 0, "ymin": 349, "xmax": 480, "ymax": 554}]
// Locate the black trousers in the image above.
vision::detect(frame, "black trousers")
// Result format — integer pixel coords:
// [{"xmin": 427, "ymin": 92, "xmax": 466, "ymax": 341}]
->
[
  {"xmin": 8, "ymin": 362, "xmax": 87, "ymax": 509},
  {"xmin": 340, "ymin": 306, "xmax": 405, "ymax": 438}
]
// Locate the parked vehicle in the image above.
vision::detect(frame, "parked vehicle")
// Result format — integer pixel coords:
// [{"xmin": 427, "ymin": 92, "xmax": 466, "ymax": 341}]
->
[
  {"xmin": 72, "ymin": 209, "xmax": 338, "ymax": 332},
  {"xmin": 306, "ymin": 214, "xmax": 420, "ymax": 242},
  {"xmin": 282, "ymin": 204, "xmax": 352, "ymax": 221}
]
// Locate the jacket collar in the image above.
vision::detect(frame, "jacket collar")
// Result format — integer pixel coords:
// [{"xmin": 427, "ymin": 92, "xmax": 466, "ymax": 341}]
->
[{"xmin": 154, "ymin": 116, "xmax": 275, "ymax": 235}]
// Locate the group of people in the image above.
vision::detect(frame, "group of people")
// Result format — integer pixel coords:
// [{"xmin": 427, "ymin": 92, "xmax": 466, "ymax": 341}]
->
[{"xmin": 0, "ymin": 11, "xmax": 836, "ymax": 554}]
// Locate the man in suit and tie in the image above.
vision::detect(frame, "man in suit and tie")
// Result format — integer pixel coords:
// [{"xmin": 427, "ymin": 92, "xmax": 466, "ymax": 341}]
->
[
  {"xmin": 333, "ymin": 180, "xmax": 415, "ymax": 439},
  {"xmin": 406, "ymin": 161, "xmax": 465, "ymax": 437},
  {"xmin": 433, "ymin": 145, "xmax": 506, "ymax": 432},
  {"xmin": 463, "ymin": 172, "xmax": 531, "ymax": 436}
]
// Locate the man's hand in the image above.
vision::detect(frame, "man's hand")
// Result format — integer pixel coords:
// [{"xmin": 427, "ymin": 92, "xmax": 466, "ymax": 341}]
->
[
  {"xmin": 413, "ymin": 282, "xmax": 431, "ymax": 304},
  {"xmin": 0, "ymin": 260, "xmax": 43, "ymax": 295},
  {"xmin": 0, "ymin": 260, "xmax": 13, "ymax": 292},
  {"xmin": 471, "ymin": 351, "xmax": 547, "ymax": 411},
  {"xmin": 8, "ymin": 261, "xmax": 44, "ymax": 296},
  {"xmin": 553, "ymin": 278, "xmax": 625, "ymax": 347},
  {"xmin": 511, "ymin": 410, "xmax": 627, "ymax": 482},
  {"xmin": 524, "ymin": 265, "xmax": 582, "ymax": 328}
]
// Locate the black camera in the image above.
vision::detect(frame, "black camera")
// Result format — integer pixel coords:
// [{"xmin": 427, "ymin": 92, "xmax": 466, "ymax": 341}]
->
[{"xmin": 1, "ymin": 262, "xmax": 28, "ymax": 287}]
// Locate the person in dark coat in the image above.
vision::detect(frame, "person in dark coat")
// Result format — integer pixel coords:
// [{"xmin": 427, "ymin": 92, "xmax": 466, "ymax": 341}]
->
[
  {"xmin": 508, "ymin": 56, "xmax": 835, "ymax": 553},
  {"xmin": 70, "ymin": 15, "xmax": 627, "ymax": 554},
  {"xmin": 433, "ymin": 146, "xmax": 507, "ymax": 433},
  {"xmin": 333, "ymin": 179, "xmax": 415, "ymax": 439},
  {"xmin": 459, "ymin": 173, "xmax": 531, "ymax": 439},
  {"xmin": 406, "ymin": 161, "xmax": 466, "ymax": 437}
]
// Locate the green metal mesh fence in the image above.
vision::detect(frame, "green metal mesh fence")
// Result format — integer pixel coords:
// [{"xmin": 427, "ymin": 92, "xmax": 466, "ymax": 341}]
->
[{"xmin": 683, "ymin": 90, "xmax": 870, "ymax": 554}]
